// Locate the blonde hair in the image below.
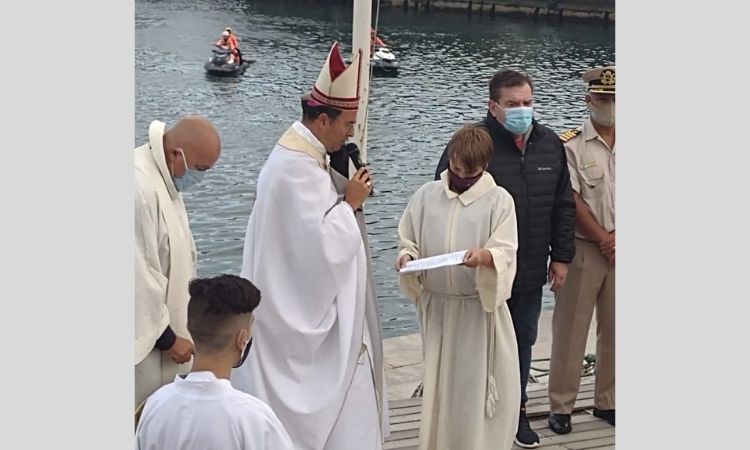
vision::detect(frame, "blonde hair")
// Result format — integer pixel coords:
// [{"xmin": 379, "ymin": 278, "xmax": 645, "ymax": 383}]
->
[{"xmin": 446, "ymin": 124, "xmax": 493, "ymax": 171}]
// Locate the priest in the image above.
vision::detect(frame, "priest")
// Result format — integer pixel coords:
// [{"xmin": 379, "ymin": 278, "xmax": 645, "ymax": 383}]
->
[{"xmin": 231, "ymin": 42, "xmax": 387, "ymax": 450}]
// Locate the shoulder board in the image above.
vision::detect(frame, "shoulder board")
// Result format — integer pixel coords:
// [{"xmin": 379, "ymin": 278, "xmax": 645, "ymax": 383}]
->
[{"xmin": 559, "ymin": 128, "xmax": 582, "ymax": 143}]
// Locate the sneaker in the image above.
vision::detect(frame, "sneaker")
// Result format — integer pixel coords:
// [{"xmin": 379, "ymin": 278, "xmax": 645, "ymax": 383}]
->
[
  {"xmin": 593, "ymin": 408, "xmax": 615, "ymax": 426},
  {"xmin": 548, "ymin": 413, "xmax": 572, "ymax": 435},
  {"xmin": 514, "ymin": 408, "xmax": 541, "ymax": 448}
]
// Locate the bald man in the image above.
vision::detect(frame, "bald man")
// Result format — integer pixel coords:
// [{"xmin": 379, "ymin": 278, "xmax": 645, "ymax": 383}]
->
[{"xmin": 135, "ymin": 116, "xmax": 221, "ymax": 409}]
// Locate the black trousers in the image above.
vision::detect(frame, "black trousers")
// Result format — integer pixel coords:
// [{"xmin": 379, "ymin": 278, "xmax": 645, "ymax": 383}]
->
[{"xmin": 506, "ymin": 286, "xmax": 544, "ymax": 406}]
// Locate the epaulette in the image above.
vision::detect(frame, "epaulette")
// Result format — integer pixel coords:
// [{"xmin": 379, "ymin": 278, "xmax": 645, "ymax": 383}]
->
[{"xmin": 559, "ymin": 128, "xmax": 582, "ymax": 143}]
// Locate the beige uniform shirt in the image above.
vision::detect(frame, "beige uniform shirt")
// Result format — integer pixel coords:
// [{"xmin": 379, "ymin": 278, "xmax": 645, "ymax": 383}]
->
[{"xmin": 562, "ymin": 118, "xmax": 615, "ymax": 239}]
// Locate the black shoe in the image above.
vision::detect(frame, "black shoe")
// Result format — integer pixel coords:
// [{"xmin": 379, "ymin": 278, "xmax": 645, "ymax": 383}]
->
[
  {"xmin": 514, "ymin": 409, "xmax": 540, "ymax": 448},
  {"xmin": 593, "ymin": 408, "xmax": 615, "ymax": 426},
  {"xmin": 548, "ymin": 413, "xmax": 572, "ymax": 434}
]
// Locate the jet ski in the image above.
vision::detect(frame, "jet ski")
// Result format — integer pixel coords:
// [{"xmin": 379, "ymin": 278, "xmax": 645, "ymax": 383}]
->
[
  {"xmin": 204, "ymin": 45, "xmax": 253, "ymax": 76},
  {"xmin": 371, "ymin": 45, "xmax": 398, "ymax": 75}
]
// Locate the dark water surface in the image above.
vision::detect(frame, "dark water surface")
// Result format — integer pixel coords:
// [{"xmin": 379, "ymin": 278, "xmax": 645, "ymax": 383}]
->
[{"xmin": 135, "ymin": 0, "xmax": 615, "ymax": 338}]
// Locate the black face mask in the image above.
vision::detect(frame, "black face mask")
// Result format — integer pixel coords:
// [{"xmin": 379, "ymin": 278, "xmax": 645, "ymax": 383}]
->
[
  {"xmin": 448, "ymin": 168, "xmax": 483, "ymax": 194},
  {"xmin": 232, "ymin": 338, "xmax": 253, "ymax": 369}
]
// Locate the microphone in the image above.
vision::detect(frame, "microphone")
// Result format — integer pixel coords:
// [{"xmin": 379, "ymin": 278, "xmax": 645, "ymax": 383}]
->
[
  {"xmin": 344, "ymin": 143, "xmax": 377, "ymax": 196},
  {"xmin": 344, "ymin": 142, "xmax": 364, "ymax": 169}
]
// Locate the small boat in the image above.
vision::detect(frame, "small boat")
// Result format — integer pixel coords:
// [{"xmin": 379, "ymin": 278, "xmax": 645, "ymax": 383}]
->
[{"xmin": 204, "ymin": 46, "xmax": 254, "ymax": 76}]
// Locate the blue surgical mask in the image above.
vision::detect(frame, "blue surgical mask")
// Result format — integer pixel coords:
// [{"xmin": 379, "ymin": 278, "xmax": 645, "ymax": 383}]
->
[
  {"xmin": 502, "ymin": 106, "xmax": 534, "ymax": 135},
  {"xmin": 171, "ymin": 148, "xmax": 206, "ymax": 192}
]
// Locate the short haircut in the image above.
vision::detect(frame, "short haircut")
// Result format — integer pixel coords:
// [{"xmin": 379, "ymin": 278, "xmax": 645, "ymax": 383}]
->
[
  {"xmin": 489, "ymin": 69, "xmax": 533, "ymax": 101},
  {"xmin": 447, "ymin": 124, "xmax": 493, "ymax": 171},
  {"xmin": 301, "ymin": 94, "xmax": 343, "ymax": 121},
  {"xmin": 186, "ymin": 274, "xmax": 261, "ymax": 352}
]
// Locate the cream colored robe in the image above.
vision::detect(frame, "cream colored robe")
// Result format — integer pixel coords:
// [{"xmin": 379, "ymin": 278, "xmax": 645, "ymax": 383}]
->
[
  {"xmin": 231, "ymin": 122, "xmax": 385, "ymax": 450},
  {"xmin": 134, "ymin": 120, "xmax": 197, "ymax": 408},
  {"xmin": 398, "ymin": 171, "xmax": 521, "ymax": 450}
]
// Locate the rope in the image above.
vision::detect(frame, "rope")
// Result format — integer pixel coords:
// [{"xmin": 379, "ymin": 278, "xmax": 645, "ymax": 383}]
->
[
  {"xmin": 528, "ymin": 354, "xmax": 597, "ymax": 380},
  {"xmin": 484, "ymin": 312, "xmax": 498, "ymax": 418}
]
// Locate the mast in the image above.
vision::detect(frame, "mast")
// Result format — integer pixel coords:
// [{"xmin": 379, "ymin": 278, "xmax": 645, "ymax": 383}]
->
[{"xmin": 352, "ymin": 0, "xmax": 372, "ymax": 167}]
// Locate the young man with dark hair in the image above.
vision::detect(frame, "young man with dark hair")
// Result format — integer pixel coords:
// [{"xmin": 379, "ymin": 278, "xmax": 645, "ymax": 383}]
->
[{"xmin": 135, "ymin": 274, "xmax": 292, "ymax": 450}]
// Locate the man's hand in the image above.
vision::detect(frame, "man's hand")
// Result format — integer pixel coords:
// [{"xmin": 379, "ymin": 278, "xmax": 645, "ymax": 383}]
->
[
  {"xmin": 344, "ymin": 167, "xmax": 373, "ymax": 211},
  {"xmin": 395, "ymin": 254, "xmax": 413, "ymax": 271},
  {"xmin": 167, "ymin": 336, "xmax": 194, "ymax": 364},
  {"xmin": 599, "ymin": 230, "xmax": 615, "ymax": 252},
  {"xmin": 599, "ymin": 231, "xmax": 615, "ymax": 266},
  {"xmin": 548, "ymin": 261, "xmax": 569, "ymax": 293}
]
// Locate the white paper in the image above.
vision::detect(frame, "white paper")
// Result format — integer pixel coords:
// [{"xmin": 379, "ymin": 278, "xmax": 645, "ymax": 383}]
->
[{"xmin": 399, "ymin": 250, "xmax": 468, "ymax": 274}]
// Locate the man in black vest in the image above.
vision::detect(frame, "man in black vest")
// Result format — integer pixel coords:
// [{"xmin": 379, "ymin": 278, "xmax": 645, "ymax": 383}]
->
[{"xmin": 435, "ymin": 69, "xmax": 576, "ymax": 448}]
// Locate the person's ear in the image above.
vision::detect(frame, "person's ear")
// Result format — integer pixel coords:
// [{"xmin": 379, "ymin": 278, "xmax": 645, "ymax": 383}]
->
[{"xmin": 236, "ymin": 328, "xmax": 249, "ymax": 351}]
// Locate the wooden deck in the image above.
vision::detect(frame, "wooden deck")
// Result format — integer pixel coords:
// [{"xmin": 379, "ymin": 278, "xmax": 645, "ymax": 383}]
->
[{"xmin": 384, "ymin": 379, "xmax": 614, "ymax": 449}]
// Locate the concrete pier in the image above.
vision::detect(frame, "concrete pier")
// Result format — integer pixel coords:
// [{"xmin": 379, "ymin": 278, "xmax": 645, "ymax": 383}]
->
[{"xmin": 387, "ymin": 0, "xmax": 614, "ymax": 25}]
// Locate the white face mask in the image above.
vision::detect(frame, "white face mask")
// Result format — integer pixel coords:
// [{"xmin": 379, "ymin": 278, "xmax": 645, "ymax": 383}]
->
[{"xmin": 588, "ymin": 100, "xmax": 615, "ymax": 127}]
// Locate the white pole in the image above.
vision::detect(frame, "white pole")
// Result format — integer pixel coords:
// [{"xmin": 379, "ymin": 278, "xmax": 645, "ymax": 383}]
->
[{"xmin": 352, "ymin": 0, "xmax": 372, "ymax": 170}]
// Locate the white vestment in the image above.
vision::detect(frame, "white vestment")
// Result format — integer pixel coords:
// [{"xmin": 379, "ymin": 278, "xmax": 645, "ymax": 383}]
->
[
  {"xmin": 135, "ymin": 371, "xmax": 293, "ymax": 450},
  {"xmin": 398, "ymin": 172, "xmax": 521, "ymax": 450},
  {"xmin": 231, "ymin": 122, "xmax": 384, "ymax": 450},
  {"xmin": 134, "ymin": 120, "xmax": 196, "ymax": 407}
]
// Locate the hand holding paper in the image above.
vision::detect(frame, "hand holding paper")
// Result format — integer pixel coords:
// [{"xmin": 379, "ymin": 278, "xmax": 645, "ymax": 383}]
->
[
  {"xmin": 462, "ymin": 248, "xmax": 494, "ymax": 268},
  {"xmin": 395, "ymin": 254, "xmax": 413, "ymax": 271},
  {"xmin": 398, "ymin": 250, "xmax": 468, "ymax": 274}
]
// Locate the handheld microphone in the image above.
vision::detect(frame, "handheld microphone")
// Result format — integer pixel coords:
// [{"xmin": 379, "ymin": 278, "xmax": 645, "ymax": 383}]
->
[
  {"xmin": 344, "ymin": 143, "xmax": 364, "ymax": 169},
  {"xmin": 344, "ymin": 143, "xmax": 377, "ymax": 196}
]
